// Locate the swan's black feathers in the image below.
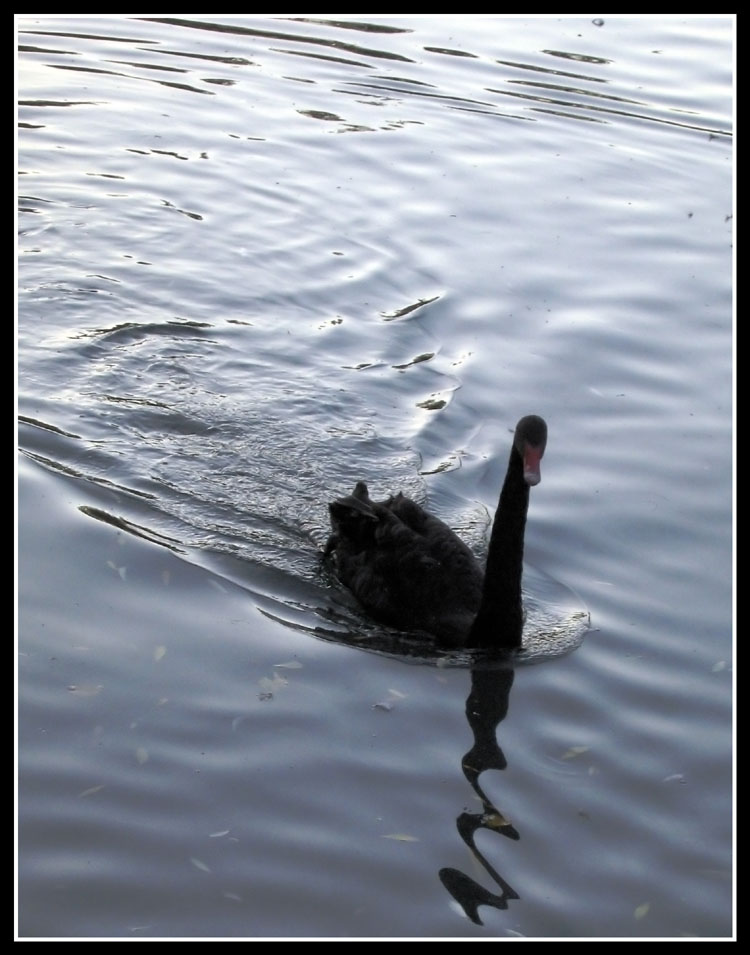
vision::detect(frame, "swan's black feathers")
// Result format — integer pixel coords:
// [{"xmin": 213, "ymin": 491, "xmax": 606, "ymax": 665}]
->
[
  {"xmin": 326, "ymin": 482, "xmax": 483, "ymax": 646},
  {"xmin": 325, "ymin": 416, "xmax": 548, "ymax": 650}
]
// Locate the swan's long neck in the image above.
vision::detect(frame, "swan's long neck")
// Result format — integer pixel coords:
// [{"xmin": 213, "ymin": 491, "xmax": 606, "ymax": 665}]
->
[{"xmin": 466, "ymin": 445, "xmax": 528, "ymax": 649}]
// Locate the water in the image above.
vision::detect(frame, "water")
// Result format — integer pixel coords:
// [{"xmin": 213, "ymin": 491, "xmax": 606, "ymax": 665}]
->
[{"xmin": 17, "ymin": 15, "xmax": 734, "ymax": 939}]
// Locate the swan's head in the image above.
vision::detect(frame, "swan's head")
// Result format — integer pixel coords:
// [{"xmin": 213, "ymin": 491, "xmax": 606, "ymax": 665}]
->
[{"xmin": 515, "ymin": 415, "xmax": 547, "ymax": 487}]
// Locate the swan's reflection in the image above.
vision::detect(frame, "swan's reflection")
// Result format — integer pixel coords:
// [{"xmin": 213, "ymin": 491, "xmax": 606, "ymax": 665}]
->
[{"xmin": 439, "ymin": 660, "xmax": 519, "ymax": 924}]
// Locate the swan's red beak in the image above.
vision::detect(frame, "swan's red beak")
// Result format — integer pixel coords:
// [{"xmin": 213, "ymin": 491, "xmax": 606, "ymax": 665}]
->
[{"xmin": 523, "ymin": 444, "xmax": 544, "ymax": 486}]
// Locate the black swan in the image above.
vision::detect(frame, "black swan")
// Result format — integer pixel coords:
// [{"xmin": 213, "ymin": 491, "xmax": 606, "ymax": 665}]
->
[{"xmin": 324, "ymin": 414, "xmax": 547, "ymax": 650}]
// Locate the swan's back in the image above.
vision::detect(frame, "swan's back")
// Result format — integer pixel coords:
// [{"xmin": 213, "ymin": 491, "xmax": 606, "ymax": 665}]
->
[{"xmin": 325, "ymin": 482, "xmax": 483, "ymax": 646}]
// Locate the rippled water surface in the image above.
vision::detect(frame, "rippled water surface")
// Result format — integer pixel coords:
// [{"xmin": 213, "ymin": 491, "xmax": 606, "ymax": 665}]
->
[{"xmin": 17, "ymin": 15, "xmax": 734, "ymax": 940}]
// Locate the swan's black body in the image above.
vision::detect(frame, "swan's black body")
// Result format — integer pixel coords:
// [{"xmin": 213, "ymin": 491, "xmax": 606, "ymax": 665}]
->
[{"xmin": 324, "ymin": 415, "xmax": 547, "ymax": 650}]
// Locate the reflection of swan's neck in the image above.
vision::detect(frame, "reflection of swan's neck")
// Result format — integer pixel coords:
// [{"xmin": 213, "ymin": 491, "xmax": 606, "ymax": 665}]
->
[{"xmin": 467, "ymin": 448, "xmax": 528, "ymax": 649}]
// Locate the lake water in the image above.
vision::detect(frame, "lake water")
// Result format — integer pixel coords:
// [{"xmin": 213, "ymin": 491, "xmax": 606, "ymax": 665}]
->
[{"xmin": 17, "ymin": 15, "xmax": 734, "ymax": 940}]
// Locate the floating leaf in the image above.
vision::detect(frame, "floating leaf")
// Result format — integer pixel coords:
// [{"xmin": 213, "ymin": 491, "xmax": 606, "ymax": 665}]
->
[
  {"xmin": 382, "ymin": 833, "xmax": 419, "ymax": 842},
  {"xmin": 392, "ymin": 352, "xmax": 434, "ymax": 370},
  {"xmin": 258, "ymin": 673, "xmax": 288, "ymax": 694},
  {"xmin": 634, "ymin": 902, "xmax": 650, "ymax": 920},
  {"xmin": 561, "ymin": 745, "xmax": 590, "ymax": 760},
  {"xmin": 153, "ymin": 645, "xmax": 167, "ymax": 662},
  {"xmin": 78, "ymin": 784, "xmax": 105, "ymax": 798},
  {"xmin": 381, "ymin": 295, "xmax": 439, "ymax": 321},
  {"xmin": 663, "ymin": 774, "xmax": 686, "ymax": 784},
  {"xmin": 417, "ymin": 397, "xmax": 446, "ymax": 411},
  {"xmin": 374, "ymin": 687, "xmax": 408, "ymax": 711},
  {"xmin": 68, "ymin": 684, "xmax": 103, "ymax": 697},
  {"xmin": 107, "ymin": 560, "xmax": 127, "ymax": 580},
  {"xmin": 190, "ymin": 856, "xmax": 211, "ymax": 873},
  {"xmin": 482, "ymin": 812, "xmax": 512, "ymax": 830},
  {"xmin": 135, "ymin": 747, "xmax": 149, "ymax": 765}
]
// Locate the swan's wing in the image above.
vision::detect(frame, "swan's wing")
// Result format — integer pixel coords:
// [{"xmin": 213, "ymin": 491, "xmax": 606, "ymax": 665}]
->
[{"xmin": 327, "ymin": 487, "xmax": 484, "ymax": 643}]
